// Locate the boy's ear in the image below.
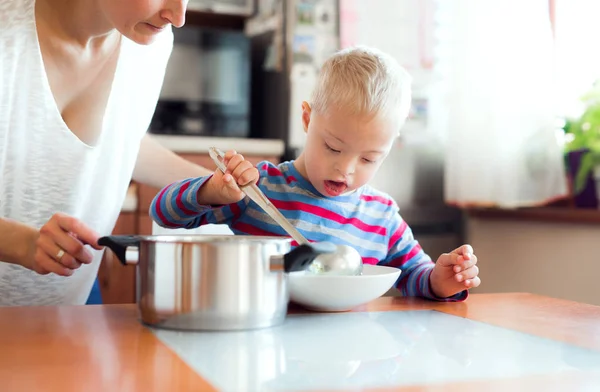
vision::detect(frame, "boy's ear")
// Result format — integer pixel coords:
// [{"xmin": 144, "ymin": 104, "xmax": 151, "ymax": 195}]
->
[{"xmin": 301, "ymin": 101, "xmax": 311, "ymax": 133}]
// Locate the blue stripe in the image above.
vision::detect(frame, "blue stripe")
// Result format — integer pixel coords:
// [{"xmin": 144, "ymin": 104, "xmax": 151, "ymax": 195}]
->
[{"xmin": 177, "ymin": 178, "xmax": 203, "ymax": 212}]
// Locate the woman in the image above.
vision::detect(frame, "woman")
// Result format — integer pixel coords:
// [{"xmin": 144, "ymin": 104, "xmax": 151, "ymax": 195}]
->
[{"xmin": 0, "ymin": 0, "xmax": 211, "ymax": 305}]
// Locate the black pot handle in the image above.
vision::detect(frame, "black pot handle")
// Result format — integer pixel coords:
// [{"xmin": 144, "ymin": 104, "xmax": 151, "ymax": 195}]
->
[
  {"xmin": 284, "ymin": 242, "xmax": 337, "ymax": 273},
  {"xmin": 98, "ymin": 235, "xmax": 141, "ymax": 265}
]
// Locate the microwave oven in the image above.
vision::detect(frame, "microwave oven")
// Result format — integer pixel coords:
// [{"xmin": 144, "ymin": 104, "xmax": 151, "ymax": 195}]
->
[{"xmin": 149, "ymin": 27, "xmax": 251, "ymax": 138}]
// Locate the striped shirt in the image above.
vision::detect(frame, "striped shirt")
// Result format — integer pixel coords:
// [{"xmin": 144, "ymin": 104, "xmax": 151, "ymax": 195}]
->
[{"xmin": 150, "ymin": 160, "xmax": 467, "ymax": 302}]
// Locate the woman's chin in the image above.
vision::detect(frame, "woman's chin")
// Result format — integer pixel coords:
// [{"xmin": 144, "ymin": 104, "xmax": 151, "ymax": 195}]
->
[
  {"xmin": 129, "ymin": 34, "xmax": 158, "ymax": 45},
  {"xmin": 124, "ymin": 27, "xmax": 162, "ymax": 45}
]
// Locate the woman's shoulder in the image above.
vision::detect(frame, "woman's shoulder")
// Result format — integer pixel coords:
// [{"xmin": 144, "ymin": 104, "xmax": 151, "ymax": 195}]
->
[{"xmin": 0, "ymin": 0, "xmax": 36, "ymax": 36}]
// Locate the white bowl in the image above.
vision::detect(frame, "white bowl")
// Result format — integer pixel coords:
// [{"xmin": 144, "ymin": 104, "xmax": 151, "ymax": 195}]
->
[{"xmin": 288, "ymin": 265, "xmax": 401, "ymax": 312}]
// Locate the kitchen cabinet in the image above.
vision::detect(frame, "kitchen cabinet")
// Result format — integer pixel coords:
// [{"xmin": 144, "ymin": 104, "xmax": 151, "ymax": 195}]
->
[
  {"xmin": 466, "ymin": 208, "xmax": 600, "ymax": 306},
  {"xmin": 99, "ymin": 152, "xmax": 280, "ymax": 304}
]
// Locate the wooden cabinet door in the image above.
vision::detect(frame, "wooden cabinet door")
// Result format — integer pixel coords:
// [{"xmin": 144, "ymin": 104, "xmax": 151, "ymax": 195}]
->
[{"xmin": 97, "ymin": 212, "xmax": 137, "ymax": 304}]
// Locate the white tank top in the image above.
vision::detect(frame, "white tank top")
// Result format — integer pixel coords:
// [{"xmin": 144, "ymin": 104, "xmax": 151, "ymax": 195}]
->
[{"xmin": 0, "ymin": 0, "xmax": 174, "ymax": 305}]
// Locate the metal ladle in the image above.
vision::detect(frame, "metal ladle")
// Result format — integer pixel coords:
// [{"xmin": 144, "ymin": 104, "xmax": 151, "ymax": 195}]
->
[{"xmin": 209, "ymin": 147, "xmax": 363, "ymax": 276}]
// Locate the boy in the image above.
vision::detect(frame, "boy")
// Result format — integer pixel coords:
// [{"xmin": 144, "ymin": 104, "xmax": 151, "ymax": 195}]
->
[{"xmin": 150, "ymin": 46, "xmax": 480, "ymax": 301}]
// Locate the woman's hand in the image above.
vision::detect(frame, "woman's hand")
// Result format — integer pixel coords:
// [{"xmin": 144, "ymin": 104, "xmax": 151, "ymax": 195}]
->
[{"xmin": 32, "ymin": 212, "xmax": 103, "ymax": 276}]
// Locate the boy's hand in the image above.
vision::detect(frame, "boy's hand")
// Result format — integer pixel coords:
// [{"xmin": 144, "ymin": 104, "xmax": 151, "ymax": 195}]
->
[
  {"xmin": 205, "ymin": 150, "xmax": 259, "ymax": 204},
  {"xmin": 430, "ymin": 244, "xmax": 480, "ymax": 298}
]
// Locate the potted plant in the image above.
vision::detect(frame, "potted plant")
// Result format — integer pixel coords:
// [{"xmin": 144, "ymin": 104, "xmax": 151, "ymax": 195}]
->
[{"xmin": 563, "ymin": 82, "xmax": 600, "ymax": 208}]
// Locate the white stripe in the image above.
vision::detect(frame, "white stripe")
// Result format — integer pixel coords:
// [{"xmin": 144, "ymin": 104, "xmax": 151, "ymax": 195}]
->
[
  {"xmin": 244, "ymin": 208, "xmax": 388, "ymax": 253},
  {"xmin": 214, "ymin": 207, "xmax": 225, "ymax": 222},
  {"xmin": 261, "ymin": 180, "xmax": 316, "ymax": 199},
  {"xmin": 390, "ymin": 231, "xmax": 415, "ymax": 254},
  {"xmin": 165, "ymin": 186, "xmax": 184, "ymax": 222},
  {"xmin": 297, "ymin": 220, "xmax": 388, "ymax": 253},
  {"xmin": 185, "ymin": 180, "xmax": 202, "ymax": 206}
]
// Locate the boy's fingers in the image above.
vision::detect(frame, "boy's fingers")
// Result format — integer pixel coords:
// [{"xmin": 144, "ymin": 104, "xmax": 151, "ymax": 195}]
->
[
  {"xmin": 223, "ymin": 150, "xmax": 238, "ymax": 162},
  {"xmin": 451, "ymin": 244, "xmax": 473, "ymax": 258},
  {"xmin": 438, "ymin": 245, "xmax": 475, "ymax": 267},
  {"xmin": 237, "ymin": 168, "xmax": 259, "ymax": 187},
  {"xmin": 436, "ymin": 253, "xmax": 452, "ymax": 267},
  {"xmin": 455, "ymin": 265, "xmax": 479, "ymax": 282},
  {"xmin": 464, "ymin": 276, "xmax": 481, "ymax": 288},
  {"xmin": 226, "ymin": 153, "xmax": 245, "ymax": 172},
  {"xmin": 453, "ymin": 254, "xmax": 478, "ymax": 272}
]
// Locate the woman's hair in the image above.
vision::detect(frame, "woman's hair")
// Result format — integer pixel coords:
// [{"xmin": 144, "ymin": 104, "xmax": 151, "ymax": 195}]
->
[{"xmin": 310, "ymin": 46, "xmax": 412, "ymax": 130}]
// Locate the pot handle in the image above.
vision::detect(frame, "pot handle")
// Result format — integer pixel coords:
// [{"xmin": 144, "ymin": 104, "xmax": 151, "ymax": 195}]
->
[
  {"xmin": 98, "ymin": 235, "xmax": 141, "ymax": 265},
  {"xmin": 283, "ymin": 242, "xmax": 337, "ymax": 272}
]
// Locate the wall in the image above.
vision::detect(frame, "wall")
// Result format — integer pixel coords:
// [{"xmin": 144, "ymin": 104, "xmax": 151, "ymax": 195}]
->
[{"xmin": 466, "ymin": 217, "xmax": 600, "ymax": 306}]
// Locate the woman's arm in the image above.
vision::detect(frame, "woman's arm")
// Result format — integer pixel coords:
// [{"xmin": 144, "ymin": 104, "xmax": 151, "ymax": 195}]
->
[
  {"xmin": 0, "ymin": 213, "xmax": 101, "ymax": 276},
  {"xmin": 0, "ymin": 218, "xmax": 37, "ymax": 269},
  {"xmin": 132, "ymin": 134, "xmax": 213, "ymax": 189}
]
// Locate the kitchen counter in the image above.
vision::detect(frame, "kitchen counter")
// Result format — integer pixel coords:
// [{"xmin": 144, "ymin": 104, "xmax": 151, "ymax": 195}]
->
[
  {"xmin": 2, "ymin": 293, "xmax": 600, "ymax": 391},
  {"xmin": 150, "ymin": 134, "xmax": 285, "ymax": 155},
  {"xmin": 467, "ymin": 206, "xmax": 600, "ymax": 225}
]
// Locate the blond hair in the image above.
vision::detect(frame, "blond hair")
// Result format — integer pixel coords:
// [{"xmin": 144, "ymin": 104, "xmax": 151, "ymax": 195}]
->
[{"xmin": 310, "ymin": 46, "xmax": 412, "ymax": 129}]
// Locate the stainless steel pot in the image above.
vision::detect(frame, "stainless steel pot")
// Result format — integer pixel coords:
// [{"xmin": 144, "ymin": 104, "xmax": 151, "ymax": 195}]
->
[{"xmin": 98, "ymin": 234, "xmax": 332, "ymax": 331}]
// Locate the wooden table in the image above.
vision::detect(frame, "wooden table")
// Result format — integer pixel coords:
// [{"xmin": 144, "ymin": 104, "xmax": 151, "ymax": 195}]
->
[{"xmin": 2, "ymin": 293, "xmax": 600, "ymax": 391}]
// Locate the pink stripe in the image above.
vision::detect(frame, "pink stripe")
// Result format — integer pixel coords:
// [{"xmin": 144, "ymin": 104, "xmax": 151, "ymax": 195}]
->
[
  {"xmin": 359, "ymin": 194, "xmax": 394, "ymax": 206},
  {"xmin": 285, "ymin": 175, "xmax": 297, "ymax": 184},
  {"xmin": 362, "ymin": 257, "xmax": 379, "ymax": 265},
  {"xmin": 415, "ymin": 268, "xmax": 427, "ymax": 296},
  {"xmin": 233, "ymin": 221, "xmax": 281, "ymax": 237},
  {"xmin": 266, "ymin": 166, "xmax": 283, "ymax": 177},
  {"xmin": 229, "ymin": 201, "xmax": 241, "ymax": 217},
  {"xmin": 265, "ymin": 165, "xmax": 298, "ymax": 185},
  {"xmin": 417, "ymin": 268, "xmax": 433, "ymax": 296},
  {"xmin": 175, "ymin": 181, "xmax": 196, "ymax": 216},
  {"xmin": 260, "ymin": 163, "xmax": 296, "ymax": 184},
  {"xmin": 388, "ymin": 220, "xmax": 408, "ymax": 251},
  {"xmin": 404, "ymin": 243, "xmax": 423, "ymax": 262},
  {"xmin": 154, "ymin": 186, "xmax": 179, "ymax": 228},
  {"xmin": 230, "ymin": 222, "xmax": 311, "ymax": 247},
  {"xmin": 387, "ymin": 243, "xmax": 423, "ymax": 269},
  {"xmin": 271, "ymin": 199, "xmax": 387, "ymax": 235}
]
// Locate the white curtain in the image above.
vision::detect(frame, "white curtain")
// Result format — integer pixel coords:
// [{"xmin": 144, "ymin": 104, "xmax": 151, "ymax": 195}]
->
[{"xmin": 431, "ymin": 0, "xmax": 568, "ymax": 208}]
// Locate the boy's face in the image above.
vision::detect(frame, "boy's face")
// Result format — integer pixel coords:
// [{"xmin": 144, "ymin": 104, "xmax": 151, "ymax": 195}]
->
[
  {"xmin": 298, "ymin": 102, "xmax": 398, "ymax": 197},
  {"xmin": 101, "ymin": 0, "xmax": 188, "ymax": 44}
]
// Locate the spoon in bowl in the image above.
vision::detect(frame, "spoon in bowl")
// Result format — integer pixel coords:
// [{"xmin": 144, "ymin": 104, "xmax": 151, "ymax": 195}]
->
[{"xmin": 209, "ymin": 147, "xmax": 363, "ymax": 276}]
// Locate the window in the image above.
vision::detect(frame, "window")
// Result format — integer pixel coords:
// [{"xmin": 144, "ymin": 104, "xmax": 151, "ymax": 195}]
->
[{"xmin": 553, "ymin": 0, "xmax": 600, "ymax": 119}]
